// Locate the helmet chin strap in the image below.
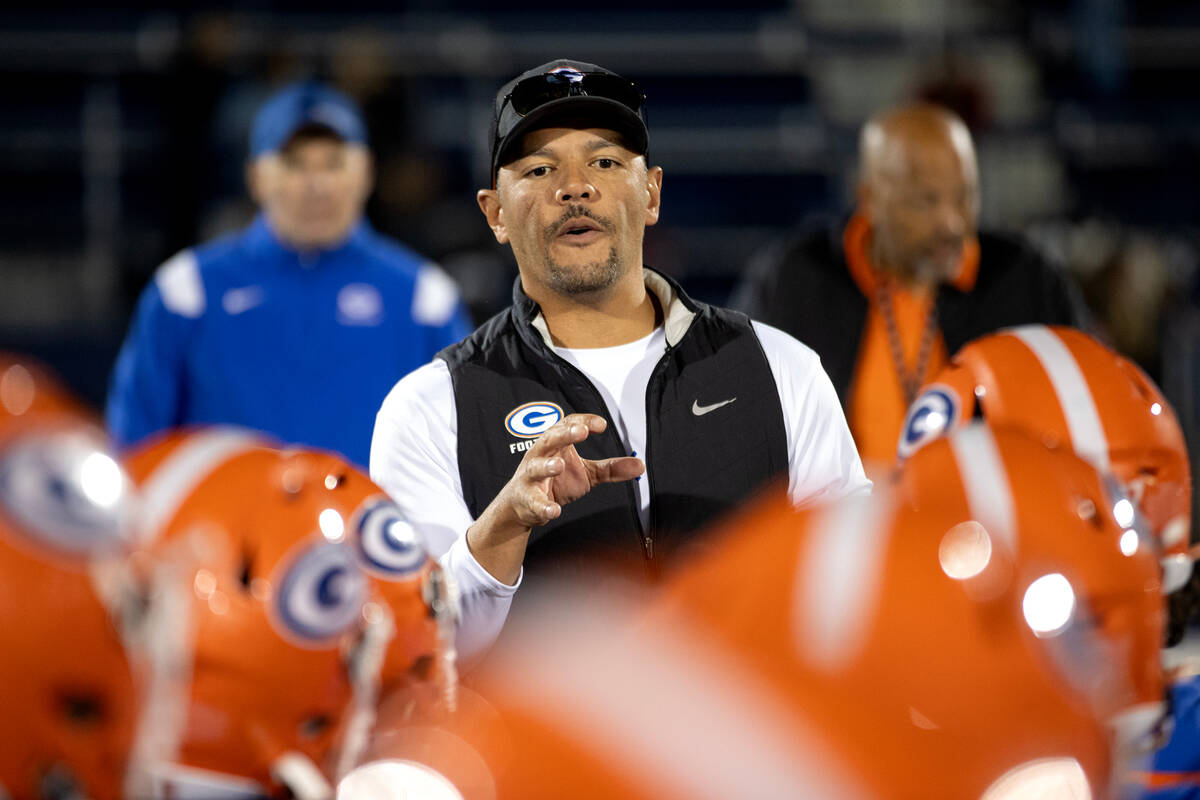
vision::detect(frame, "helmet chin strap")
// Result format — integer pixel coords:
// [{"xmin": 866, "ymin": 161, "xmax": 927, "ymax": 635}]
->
[
  {"xmin": 426, "ymin": 566, "xmax": 462, "ymax": 715},
  {"xmin": 272, "ymin": 752, "xmax": 335, "ymax": 800},
  {"xmin": 335, "ymin": 600, "xmax": 395, "ymax": 781},
  {"xmin": 122, "ymin": 531, "xmax": 203, "ymax": 800}
]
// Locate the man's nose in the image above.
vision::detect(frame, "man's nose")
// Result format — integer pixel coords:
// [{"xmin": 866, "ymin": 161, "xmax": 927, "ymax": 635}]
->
[
  {"xmin": 936, "ymin": 200, "xmax": 966, "ymax": 237},
  {"xmin": 555, "ymin": 166, "xmax": 597, "ymax": 204},
  {"xmin": 304, "ymin": 167, "xmax": 335, "ymax": 195}
]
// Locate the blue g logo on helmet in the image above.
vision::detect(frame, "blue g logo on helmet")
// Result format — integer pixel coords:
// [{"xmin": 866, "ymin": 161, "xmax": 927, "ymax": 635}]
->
[
  {"xmin": 898, "ymin": 385, "xmax": 960, "ymax": 460},
  {"xmin": 505, "ymin": 401, "xmax": 564, "ymax": 439},
  {"xmin": 0, "ymin": 431, "xmax": 132, "ymax": 558},
  {"xmin": 353, "ymin": 498, "xmax": 428, "ymax": 580},
  {"xmin": 273, "ymin": 541, "xmax": 367, "ymax": 645}
]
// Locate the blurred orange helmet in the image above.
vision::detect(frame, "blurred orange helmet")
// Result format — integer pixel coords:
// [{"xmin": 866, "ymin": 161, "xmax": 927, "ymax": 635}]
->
[
  {"xmin": 0, "ymin": 385, "xmax": 139, "ymax": 798},
  {"xmin": 125, "ymin": 427, "xmax": 386, "ymax": 799},
  {"xmin": 898, "ymin": 325, "xmax": 1192, "ymax": 592},
  {"xmin": 644, "ymin": 487, "xmax": 1117, "ymax": 800},
  {"xmin": 899, "ymin": 423, "xmax": 1167, "ymax": 766}
]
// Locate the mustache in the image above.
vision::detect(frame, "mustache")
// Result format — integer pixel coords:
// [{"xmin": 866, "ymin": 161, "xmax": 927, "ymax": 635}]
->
[{"xmin": 545, "ymin": 205, "xmax": 614, "ymax": 238}]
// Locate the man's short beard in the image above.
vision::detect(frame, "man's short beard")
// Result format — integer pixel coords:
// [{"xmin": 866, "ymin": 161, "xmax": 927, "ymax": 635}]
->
[{"xmin": 544, "ymin": 245, "xmax": 623, "ymax": 296}]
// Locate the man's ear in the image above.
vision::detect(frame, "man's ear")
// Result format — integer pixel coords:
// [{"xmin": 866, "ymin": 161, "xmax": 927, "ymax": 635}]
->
[
  {"xmin": 245, "ymin": 160, "xmax": 262, "ymax": 204},
  {"xmin": 643, "ymin": 165, "xmax": 664, "ymax": 227},
  {"xmin": 856, "ymin": 178, "xmax": 876, "ymax": 220},
  {"xmin": 477, "ymin": 189, "xmax": 509, "ymax": 244},
  {"xmin": 360, "ymin": 150, "xmax": 376, "ymax": 200}
]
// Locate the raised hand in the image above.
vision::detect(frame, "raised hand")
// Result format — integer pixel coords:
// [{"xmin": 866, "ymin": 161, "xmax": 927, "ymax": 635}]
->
[{"xmin": 467, "ymin": 413, "xmax": 644, "ymax": 584}]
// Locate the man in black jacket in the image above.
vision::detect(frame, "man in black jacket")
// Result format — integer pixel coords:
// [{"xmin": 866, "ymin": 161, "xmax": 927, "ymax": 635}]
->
[
  {"xmin": 732, "ymin": 103, "xmax": 1085, "ymax": 474},
  {"xmin": 370, "ymin": 60, "xmax": 869, "ymax": 661}
]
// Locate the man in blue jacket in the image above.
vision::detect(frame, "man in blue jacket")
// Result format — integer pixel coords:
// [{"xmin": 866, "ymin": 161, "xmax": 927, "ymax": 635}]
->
[{"xmin": 107, "ymin": 81, "xmax": 472, "ymax": 467}]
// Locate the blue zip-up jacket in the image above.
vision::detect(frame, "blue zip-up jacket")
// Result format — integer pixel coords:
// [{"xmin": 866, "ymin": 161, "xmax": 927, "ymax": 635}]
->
[{"xmin": 107, "ymin": 215, "xmax": 473, "ymax": 467}]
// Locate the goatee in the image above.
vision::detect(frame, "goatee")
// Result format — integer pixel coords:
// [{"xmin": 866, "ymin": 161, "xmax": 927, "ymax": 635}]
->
[{"xmin": 545, "ymin": 246, "xmax": 623, "ymax": 296}]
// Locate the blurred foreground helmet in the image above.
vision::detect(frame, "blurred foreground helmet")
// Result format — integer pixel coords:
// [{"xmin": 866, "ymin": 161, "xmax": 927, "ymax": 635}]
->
[
  {"xmin": 125, "ymin": 428, "xmax": 389, "ymax": 800},
  {"xmin": 644, "ymin": 488, "xmax": 1115, "ymax": 800},
  {"xmin": 899, "ymin": 424, "xmax": 1167, "ymax": 770},
  {"xmin": 0, "ymin": 364, "xmax": 139, "ymax": 799},
  {"xmin": 898, "ymin": 325, "xmax": 1192, "ymax": 593}
]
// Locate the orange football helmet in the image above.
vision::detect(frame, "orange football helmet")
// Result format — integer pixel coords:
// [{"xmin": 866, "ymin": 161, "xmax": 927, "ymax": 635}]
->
[
  {"xmin": 898, "ymin": 325, "xmax": 1192, "ymax": 592},
  {"xmin": 125, "ymin": 427, "xmax": 455, "ymax": 797},
  {"xmin": 899, "ymin": 423, "xmax": 1167, "ymax": 768},
  {"xmin": 645, "ymin": 487, "xmax": 1116, "ymax": 800},
  {"xmin": 125, "ymin": 428, "xmax": 384, "ymax": 799},
  {"xmin": 0, "ymin": 381, "xmax": 139, "ymax": 798}
]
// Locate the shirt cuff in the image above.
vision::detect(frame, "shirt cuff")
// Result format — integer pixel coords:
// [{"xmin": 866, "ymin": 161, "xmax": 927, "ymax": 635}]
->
[{"xmin": 440, "ymin": 533, "xmax": 523, "ymax": 597}]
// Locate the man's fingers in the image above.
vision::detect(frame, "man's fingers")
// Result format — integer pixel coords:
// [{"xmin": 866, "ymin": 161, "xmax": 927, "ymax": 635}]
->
[
  {"xmin": 589, "ymin": 455, "xmax": 645, "ymax": 484},
  {"xmin": 530, "ymin": 413, "xmax": 607, "ymax": 453},
  {"xmin": 514, "ymin": 490, "xmax": 561, "ymax": 526},
  {"xmin": 528, "ymin": 456, "xmax": 564, "ymax": 480}
]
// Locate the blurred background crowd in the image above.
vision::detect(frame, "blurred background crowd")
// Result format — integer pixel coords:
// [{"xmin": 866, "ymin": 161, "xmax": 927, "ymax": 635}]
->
[{"xmin": 8, "ymin": 0, "xmax": 1200, "ymax": 408}]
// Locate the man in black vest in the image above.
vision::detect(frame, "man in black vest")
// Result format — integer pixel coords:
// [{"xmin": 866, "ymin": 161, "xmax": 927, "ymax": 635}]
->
[{"xmin": 370, "ymin": 59, "xmax": 869, "ymax": 661}]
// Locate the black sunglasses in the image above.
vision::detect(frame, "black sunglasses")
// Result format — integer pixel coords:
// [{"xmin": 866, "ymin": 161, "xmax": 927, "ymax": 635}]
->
[{"xmin": 503, "ymin": 70, "xmax": 646, "ymax": 119}]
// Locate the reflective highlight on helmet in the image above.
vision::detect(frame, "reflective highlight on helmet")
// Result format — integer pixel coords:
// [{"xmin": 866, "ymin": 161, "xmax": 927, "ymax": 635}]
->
[
  {"xmin": 978, "ymin": 758, "xmax": 1091, "ymax": 800},
  {"xmin": 318, "ymin": 508, "xmax": 345, "ymax": 542},
  {"xmin": 938, "ymin": 520, "xmax": 993, "ymax": 580},
  {"xmin": 0, "ymin": 364, "xmax": 35, "ymax": 415},
  {"xmin": 1023, "ymin": 574, "xmax": 1076, "ymax": 637},
  {"xmin": 80, "ymin": 452, "xmax": 124, "ymax": 508},
  {"xmin": 1113, "ymin": 498, "xmax": 1135, "ymax": 530},
  {"xmin": 336, "ymin": 759, "xmax": 466, "ymax": 800}
]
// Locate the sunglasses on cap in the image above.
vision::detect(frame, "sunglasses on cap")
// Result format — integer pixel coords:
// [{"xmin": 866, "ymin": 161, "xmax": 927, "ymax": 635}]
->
[{"xmin": 502, "ymin": 69, "xmax": 646, "ymax": 118}]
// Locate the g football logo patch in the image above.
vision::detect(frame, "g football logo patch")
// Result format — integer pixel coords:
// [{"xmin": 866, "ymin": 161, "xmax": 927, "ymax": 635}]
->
[
  {"xmin": 898, "ymin": 385, "xmax": 960, "ymax": 460},
  {"xmin": 506, "ymin": 401, "xmax": 564, "ymax": 439}
]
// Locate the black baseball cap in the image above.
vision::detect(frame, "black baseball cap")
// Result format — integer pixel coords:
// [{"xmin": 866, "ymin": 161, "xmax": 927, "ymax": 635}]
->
[{"xmin": 489, "ymin": 59, "xmax": 648, "ymax": 184}]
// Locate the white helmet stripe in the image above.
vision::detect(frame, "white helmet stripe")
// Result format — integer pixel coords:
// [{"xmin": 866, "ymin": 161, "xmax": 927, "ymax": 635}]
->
[
  {"xmin": 137, "ymin": 427, "xmax": 263, "ymax": 540},
  {"xmin": 793, "ymin": 493, "xmax": 895, "ymax": 671},
  {"xmin": 948, "ymin": 424, "xmax": 1017, "ymax": 552},
  {"xmin": 1010, "ymin": 326, "xmax": 1111, "ymax": 471}
]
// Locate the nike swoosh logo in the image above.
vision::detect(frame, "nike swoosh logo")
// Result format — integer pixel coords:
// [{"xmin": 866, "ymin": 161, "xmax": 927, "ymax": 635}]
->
[
  {"xmin": 692, "ymin": 397, "xmax": 736, "ymax": 416},
  {"xmin": 223, "ymin": 286, "xmax": 264, "ymax": 315}
]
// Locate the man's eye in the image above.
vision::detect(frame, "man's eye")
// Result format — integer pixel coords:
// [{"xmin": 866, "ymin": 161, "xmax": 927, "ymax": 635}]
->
[
  {"xmin": 595, "ymin": 158, "xmax": 616, "ymax": 169},
  {"xmin": 527, "ymin": 166, "xmax": 551, "ymax": 177}
]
